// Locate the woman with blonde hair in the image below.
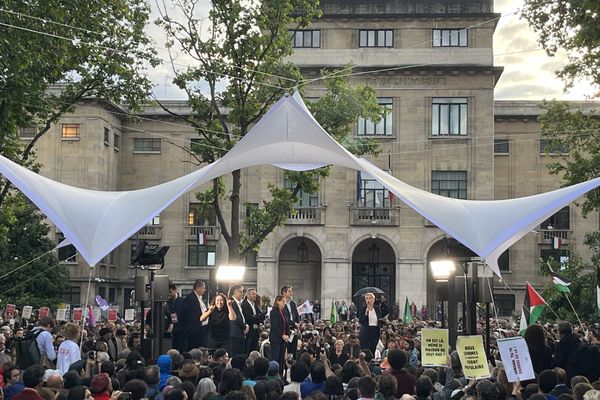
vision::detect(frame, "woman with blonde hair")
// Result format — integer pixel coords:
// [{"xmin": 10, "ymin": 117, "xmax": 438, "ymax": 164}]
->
[{"xmin": 358, "ymin": 293, "xmax": 381, "ymax": 355}]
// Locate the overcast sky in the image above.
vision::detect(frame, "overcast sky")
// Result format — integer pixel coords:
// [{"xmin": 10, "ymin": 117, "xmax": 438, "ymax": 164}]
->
[{"xmin": 147, "ymin": 0, "xmax": 595, "ymax": 101}]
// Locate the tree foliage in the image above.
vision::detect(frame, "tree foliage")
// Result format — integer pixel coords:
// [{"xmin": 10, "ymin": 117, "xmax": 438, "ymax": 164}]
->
[
  {"xmin": 0, "ymin": 0, "xmax": 158, "ymax": 302},
  {"xmin": 537, "ymin": 101, "xmax": 600, "ymax": 216},
  {"xmin": 0, "ymin": 194, "xmax": 69, "ymax": 308},
  {"xmin": 522, "ymin": 0, "xmax": 600, "ymax": 95},
  {"xmin": 539, "ymin": 233, "xmax": 600, "ymax": 323},
  {"xmin": 157, "ymin": 0, "xmax": 384, "ymax": 262}
]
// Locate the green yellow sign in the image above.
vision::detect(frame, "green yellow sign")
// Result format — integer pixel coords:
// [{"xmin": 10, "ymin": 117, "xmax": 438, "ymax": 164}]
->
[
  {"xmin": 456, "ymin": 335, "xmax": 490, "ymax": 379},
  {"xmin": 421, "ymin": 329, "xmax": 449, "ymax": 367}
]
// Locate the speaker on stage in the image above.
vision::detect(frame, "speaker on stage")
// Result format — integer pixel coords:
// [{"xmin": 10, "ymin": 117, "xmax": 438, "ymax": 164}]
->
[
  {"xmin": 135, "ymin": 275, "xmax": 150, "ymax": 302},
  {"xmin": 153, "ymin": 275, "xmax": 170, "ymax": 301}
]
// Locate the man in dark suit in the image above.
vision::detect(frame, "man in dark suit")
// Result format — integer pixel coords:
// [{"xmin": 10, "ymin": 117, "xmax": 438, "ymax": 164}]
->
[
  {"xmin": 242, "ymin": 288, "xmax": 265, "ymax": 354},
  {"xmin": 167, "ymin": 284, "xmax": 186, "ymax": 352},
  {"xmin": 182, "ymin": 279, "xmax": 208, "ymax": 350},
  {"xmin": 281, "ymin": 285, "xmax": 300, "ymax": 356},
  {"xmin": 229, "ymin": 284, "xmax": 248, "ymax": 357},
  {"xmin": 552, "ymin": 321, "xmax": 581, "ymax": 380}
]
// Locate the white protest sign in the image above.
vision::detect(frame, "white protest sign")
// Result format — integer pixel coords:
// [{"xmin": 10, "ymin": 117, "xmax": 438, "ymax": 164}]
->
[
  {"xmin": 124, "ymin": 309, "xmax": 135, "ymax": 321},
  {"xmin": 22, "ymin": 306, "xmax": 32, "ymax": 319},
  {"xmin": 497, "ymin": 336, "xmax": 535, "ymax": 383},
  {"xmin": 56, "ymin": 308, "xmax": 67, "ymax": 321}
]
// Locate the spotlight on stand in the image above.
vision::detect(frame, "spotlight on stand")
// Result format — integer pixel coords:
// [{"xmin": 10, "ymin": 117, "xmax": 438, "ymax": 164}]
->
[
  {"xmin": 430, "ymin": 260, "xmax": 456, "ymax": 282},
  {"xmin": 214, "ymin": 265, "xmax": 245, "ymax": 294},
  {"xmin": 131, "ymin": 241, "xmax": 170, "ymax": 270}
]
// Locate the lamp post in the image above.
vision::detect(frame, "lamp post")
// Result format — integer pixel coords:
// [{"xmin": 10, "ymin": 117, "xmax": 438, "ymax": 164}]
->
[{"xmin": 430, "ymin": 259, "xmax": 457, "ymax": 348}]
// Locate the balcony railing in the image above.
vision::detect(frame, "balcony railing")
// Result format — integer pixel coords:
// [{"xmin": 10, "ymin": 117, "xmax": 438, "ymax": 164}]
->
[
  {"xmin": 349, "ymin": 207, "xmax": 399, "ymax": 226},
  {"xmin": 188, "ymin": 225, "xmax": 221, "ymax": 241},
  {"xmin": 137, "ymin": 225, "xmax": 162, "ymax": 239},
  {"xmin": 286, "ymin": 207, "xmax": 326, "ymax": 225},
  {"xmin": 538, "ymin": 229, "xmax": 571, "ymax": 244}
]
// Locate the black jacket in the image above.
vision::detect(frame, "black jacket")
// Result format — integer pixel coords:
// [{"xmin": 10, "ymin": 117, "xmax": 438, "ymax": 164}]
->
[
  {"xmin": 269, "ymin": 307, "xmax": 290, "ymax": 344},
  {"xmin": 230, "ymin": 300, "xmax": 246, "ymax": 338},
  {"xmin": 358, "ymin": 305, "xmax": 381, "ymax": 341},
  {"xmin": 284, "ymin": 300, "xmax": 300, "ymax": 326},
  {"xmin": 552, "ymin": 333, "xmax": 581, "ymax": 379},
  {"xmin": 181, "ymin": 292, "xmax": 206, "ymax": 335},
  {"xmin": 241, "ymin": 299, "xmax": 265, "ymax": 327}
]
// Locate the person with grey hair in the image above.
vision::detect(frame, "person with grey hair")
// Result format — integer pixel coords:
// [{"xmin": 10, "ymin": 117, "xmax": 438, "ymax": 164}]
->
[
  {"xmin": 583, "ymin": 390, "xmax": 600, "ymax": 400},
  {"xmin": 229, "ymin": 285, "xmax": 248, "ymax": 357},
  {"xmin": 242, "ymin": 288, "xmax": 265, "ymax": 355},
  {"xmin": 183, "ymin": 280, "xmax": 209, "ymax": 350},
  {"xmin": 194, "ymin": 377, "xmax": 217, "ymax": 400}
]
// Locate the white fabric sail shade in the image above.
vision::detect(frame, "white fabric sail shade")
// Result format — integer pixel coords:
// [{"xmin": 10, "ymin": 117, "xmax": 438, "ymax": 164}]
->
[{"xmin": 0, "ymin": 92, "xmax": 598, "ymax": 276}]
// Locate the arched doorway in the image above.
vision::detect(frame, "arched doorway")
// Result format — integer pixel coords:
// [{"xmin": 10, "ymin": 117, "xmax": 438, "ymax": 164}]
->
[
  {"xmin": 278, "ymin": 237, "xmax": 321, "ymax": 303},
  {"xmin": 351, "ymin": 239, "xmax": 396, "ymax": 305}
]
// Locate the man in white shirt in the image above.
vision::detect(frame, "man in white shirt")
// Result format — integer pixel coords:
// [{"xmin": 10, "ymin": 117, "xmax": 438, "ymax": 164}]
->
[{"xmin": 56, "ymin": 323, "xmax": 81, "ymax": 375}]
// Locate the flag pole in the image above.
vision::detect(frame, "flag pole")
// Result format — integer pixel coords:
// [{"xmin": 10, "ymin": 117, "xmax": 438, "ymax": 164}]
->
[{"xmin": 563, "ymin": 292, "xmax": 583, "ymax": 327}]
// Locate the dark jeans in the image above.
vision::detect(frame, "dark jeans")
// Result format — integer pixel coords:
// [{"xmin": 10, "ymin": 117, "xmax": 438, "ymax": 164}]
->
[{"xmin": 270, "ymin": 341, "xmax": 286, "ymax": 373}]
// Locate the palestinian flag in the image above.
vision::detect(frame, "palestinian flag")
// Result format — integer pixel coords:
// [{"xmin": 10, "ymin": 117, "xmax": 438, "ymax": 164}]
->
[
  {"xmin": 404, "ymin": 296, "xmax": 413, "ymax": 324},
  {"xmin": 519, "ymin": 283, "xmax": 546, "ymax": 335},
  {"xmin": 596, "ymin": 265, "xmax": 600, "ymax": 317},
  {"xmin": 330, "ymin": 299, "xmax": 337, "ymax": 324},
  {"xmin": 549, "ymin": 270, "xmax": 571, "ymax": 293}
]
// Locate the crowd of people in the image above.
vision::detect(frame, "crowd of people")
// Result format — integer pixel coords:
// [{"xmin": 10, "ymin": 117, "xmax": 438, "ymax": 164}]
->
[{"xmin": 0, "ymin": 280, "xmax": 599, "ymax": 400}]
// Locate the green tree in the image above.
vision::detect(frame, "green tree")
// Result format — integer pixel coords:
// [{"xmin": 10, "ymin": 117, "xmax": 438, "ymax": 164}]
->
[
  {"xmin": 0, "ymin": 195, "xmax": 69, "ymax": 308},
  {"xmin": 156, "ymin": 0, "xmax": 384, "ymax": 262},
  {"xmin": 0, "ymin": 1, "xmax": 158, "ymax": 301},
  {"xmin": 522, "ymin": 0, "xmax": 600, "ymax": 94},
  {"xmin": 539, "ymin": 234, "xmax": 600, "ymax": 322},
  {"xmin": 537, "ymin": 101, "xmax": 600, "ymax": 216},
  {"xmin": 0, "ymin": 0, "xmax": 159, "ymax": 198}
]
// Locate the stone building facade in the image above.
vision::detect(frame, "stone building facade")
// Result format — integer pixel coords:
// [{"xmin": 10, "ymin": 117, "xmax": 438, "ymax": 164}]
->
[{"xmin": 25, "ymin": 0, "xmax": 599, "ymax": 317}]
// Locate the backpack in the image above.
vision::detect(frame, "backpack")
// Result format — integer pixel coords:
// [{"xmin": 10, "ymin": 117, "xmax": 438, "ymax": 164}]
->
[{"xmin": 14, "ymin": 328, "xmax": 43, "ymax": 369}]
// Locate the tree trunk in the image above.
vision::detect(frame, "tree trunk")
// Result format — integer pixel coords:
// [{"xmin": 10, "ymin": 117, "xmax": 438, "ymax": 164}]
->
[{"xmin": 229, "ymin": 169, "xmax": 242, "ymax": 263}]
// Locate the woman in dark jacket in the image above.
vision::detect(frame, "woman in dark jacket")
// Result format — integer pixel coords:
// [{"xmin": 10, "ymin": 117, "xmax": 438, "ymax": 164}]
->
[
  {"xmin": 328, "ymin": 339, "xmax": 349, "ymax": 367},
  {"xmin": 201, "ymin": 293, "xmax": 237, "ymax": 353},
  {"xmin": 269, "ymin": 295, "xmax": 290, "ymax": 369},
  {"xmin": 524, "ymin": 324, "xmax": 553, "ymax": 375},
  {"xmin": 358, "ymin": 292, "xmax": 381, "ymax": 355}
]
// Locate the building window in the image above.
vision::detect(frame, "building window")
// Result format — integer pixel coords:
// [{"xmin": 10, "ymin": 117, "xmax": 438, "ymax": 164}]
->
[
  {"xmin": 540, "ymin": 206, "xmax": 570, "ymax": 230},
  {"xmin": 433, "ymin": 29, "xmax": 468, "ymax": 47},
  {"xmin": 432, "ymin": 98, "xmax": 467, "ymax": 136},
  {"xmin": 133, "ymin": 138, "xmax": 161, "ymax": 153},
  {"xmin": 104, "ymin": 128, "xmax": 110, "ymax": 146},
  {"xmin": 540, "ymin": 139, "xmax": 569, "ymax": 155},
  {"xmin": 98, "ymin": 287, "xmax": 106, "ymax": 300},
  {"xmin": 359, "ymin": 30, "xmax": 393, "ymax": 47},
  {"xmin": 188, "ymin": 244, "xmax": 216, "ymax": 267},
  {"xmin": 498, "ymin": 249, "xmax": 510, "ymax": 272},
  {"xmin": 357, "ymin": 171, "xmax": 390, "ymax": 208},
  {"xmin": 297, "ymin": 241, "xmax": 309, "ymax": 263},
  {"xmin": 431, "ymin": 171, "xmax": 467, "ymax": 199},
  {"xmin": 540, "ymin": 248, "xmax": 570, "ymax": 265},
  {"xmin": 61, "ymin": 124, "xmax": 80, "ymax": 139},
  {"xmin": 108, "ymin": 288, "xmax": 116, "ymax": 303},
  {"xmin": 494, "ymin": 294, "xmax": 515, "ymax": 316},
  {"xmin": 61, "ymin": 286, "xmax": 81, "ymax": 305},
  {"xmin": 289, "ymin": 30, "xmax": 320, "ymax": 48},
  {"xmin": 188, "ymin": 204, "xmax": 216, "ymax": 226},
  {"xmin": 114, "ymin": 133, "xmax": 120, "ymax": 151},
  {"xmin": 284, "ymin": 175, "xmax": 319, "ymax": 207},
  {"xmin": 56, "ymin": 232, "xmax": 77, "ymax": 263},
  {"xmin": 494, "ymin": 139, "xmax": 509, "ymax": 154},
  {"xmin": 20, "ymin": 127, "xmax": 37, "ymax": 140},
  {"xmin": 148, "ymin": 215, "xmax": 160, "ymax": 225},
  {"xmin": 368, "ymin": 243, "xmax": 380, "ymax": 264},
  {"xmin": 358, "ymin": 98, "xmax": 393, "ymax": 136}
]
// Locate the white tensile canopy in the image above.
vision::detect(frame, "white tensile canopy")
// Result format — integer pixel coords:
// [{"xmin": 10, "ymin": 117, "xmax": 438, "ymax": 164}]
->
[{"xmin": 0, "ymin": 92, "xmax": 599, "ymax": 277}]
